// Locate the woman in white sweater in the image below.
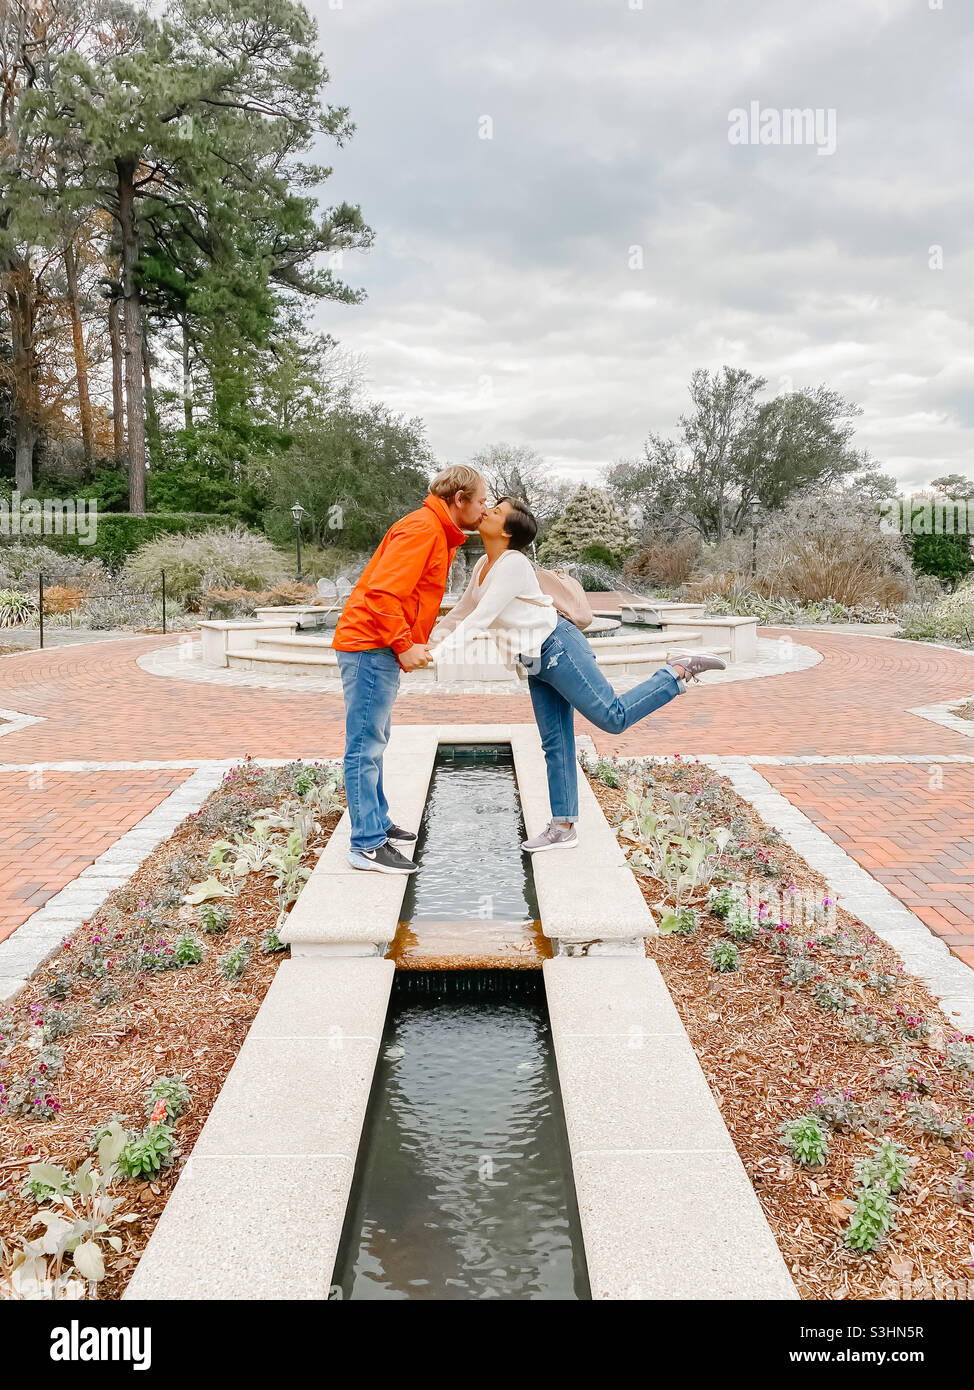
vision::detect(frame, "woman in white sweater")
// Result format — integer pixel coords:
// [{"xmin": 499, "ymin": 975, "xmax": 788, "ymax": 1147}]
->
[{"xmin": 429, "ymin": 498, "xmax": 725, "ymax": 852}]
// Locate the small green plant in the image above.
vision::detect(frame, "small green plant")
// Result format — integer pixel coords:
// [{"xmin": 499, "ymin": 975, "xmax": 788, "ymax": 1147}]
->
[
  {"xmin": 945, "ymin": 1041, "xmax": 974, "ymax": 1074},
  {"xmin": 88, "ymin": 1114, "xmax": 128, "ymax": 1152},
  {"xmin": 260, "ymin": 927, "xmax": 287, "ymax": 955},
  {"xmin": 878, "ymin": 1062, "xmax": 931, "ymax": 1095},
  {"xmin": 183, "ymin": 874, "xmax": 235, "ymax": 905},
  {"xmin": 844, "ymin": 1013, "xmax": 888, "ymax": 1046},
  {"xmin": 815, "ymin": 980, "xmax": 854, "ymax": 1013},
  {"xmin": 724, "ymin": 907, "xmax": 756, "ymax": 943},
  {"xmin": 144, "ymin": 1075, "xmax": 190, "ymax": 1121},
  {"xmin": 759, "ymin": 922, "xmax": 796, "ymax": 956},
  {"xmin": 866, "ymin": 971, "xmax": 899, "ymax": 997},
  {"xmin": 844, "ymin": 1181, "xmax": 895, "ymax": 1252},
  {"xmin": 123, "ymin": 932, "xmax": 176, "ymax": 972},
  {"xmin": 164, "ymin": 853, "xmax": 204, "ymax": 888},
  {"xmin": 593, "ymin": 758, "xmax": 620, "ymax": 788},
  {"xmin": 44, "ymin": 973, "xmax": 73, "ymax": 1001},
  {"xmin": 857, "ymin": 1137, "xmax": 911, "ymax": 1196},
  {"xmin": 2, "ymin": 1046, "xmax": 63, "ymax": 1120},
  {"xmin": 659, "ymin": 905, "xmax": 698, "ymax": 936},
  {"xmin": 41, "ymin": 1007, "xmax": 80, "ymax": 1044},
  {"xmin": 78, "ymin": 940, "xmax": 110, "ymax": 980},
  {"xmin": 904, "ymin": 1099, "xmax": 961, "ymax": 1144},
  {"xmin": 811, "ymin": 1088, "xmax": 866, "ymax": 1132},
  {"xmin": 218, "ymin": 938, "xmax": 252, "ymax": 981},
  {"xmin": 707, "ymin": 884, "xmax": 738, "ymax": 921},
  {"xmin": 172, "ymin": 932, "xmax": 204, "ymax": 966},
  {"xmin": 198, "ymin": 902, "xmax": 230, "ymax": 934},
  {"xmin": 92, "ymin": 981, "xmax": 122, "ymax": 1008},
  {"xmin": 783, "ymin": 956, "xmax": 818, "ymax": 988},
  {"xmin": 20, "ymin": 1163, "xmax": 74, "ymax": 1205},
  {"xmin": 116, "ymin": 1116, "xmax": 176, "ymax": 1180},
  {"xmin": 780, "ymin": 1115, "xmax": 830, "ymax": 1167},
  {"xmin": 292, "ymin": 762, "xmax": 319, "ymax": 795},
  {"xmin": 894, "ymin": 1011, "xmax": 930, "ymax": 1041},
  {"xmin": 710, "ymin": 940, "xmax": 740, "ymax": 973}
]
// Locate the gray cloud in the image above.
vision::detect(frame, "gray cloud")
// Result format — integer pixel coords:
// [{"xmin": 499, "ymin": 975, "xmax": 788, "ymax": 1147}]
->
[{"xmin": 312, "ymin": 0, "xmax": 974, "ymax": 488}]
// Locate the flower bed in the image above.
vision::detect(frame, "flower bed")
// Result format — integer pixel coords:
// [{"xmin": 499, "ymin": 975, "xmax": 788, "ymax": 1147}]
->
[
  {"xmin": 584, "ymin": 752, "xmax": 974, "ymax": 1300},
  {"xmin": 0, "ymin": 757, "xmax": 343, "ymax": 1299}
]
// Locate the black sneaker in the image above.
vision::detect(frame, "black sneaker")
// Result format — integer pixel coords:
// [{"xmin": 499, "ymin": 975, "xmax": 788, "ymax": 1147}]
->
[
  {"xmin": 385, "ymin": 823, "xmax": 417, "ymax": 843},
  {"xmin": 348, "ymin": 841, "xmax": 417, "ymax": 874}
]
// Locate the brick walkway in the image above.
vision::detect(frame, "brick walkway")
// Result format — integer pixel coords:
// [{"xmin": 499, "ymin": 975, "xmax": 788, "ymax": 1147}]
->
[
  {"xmin": 762, "ymin": 762, "xmax": 974, "ymax": 972},
  {"xmin": 0, "ymin": 768, "xmax": 192, "ymax": 942},
  {"xmin": 0, "ymin": 627, "xmax": 973, "ymax": 964}
]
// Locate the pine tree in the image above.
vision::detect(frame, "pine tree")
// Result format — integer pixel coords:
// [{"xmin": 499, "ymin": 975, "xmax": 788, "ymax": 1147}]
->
[
  {"xmin": 35, "ymin": 0, "xmax": 372, "ymax": 511},
  {"xmin": 537, "ymin": 484, "xmax": 633, "ymax": 565}
]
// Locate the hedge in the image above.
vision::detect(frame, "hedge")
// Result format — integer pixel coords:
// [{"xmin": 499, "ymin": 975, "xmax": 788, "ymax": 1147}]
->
[{"xmin": 36, "ymin": 513, "xmax": 232, "ymax": 568}]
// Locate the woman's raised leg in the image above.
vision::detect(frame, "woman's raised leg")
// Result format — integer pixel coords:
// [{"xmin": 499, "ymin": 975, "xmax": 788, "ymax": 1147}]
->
[{"xmin": 533, "ymin": 619, "xmax": 685, "ymax": 736}]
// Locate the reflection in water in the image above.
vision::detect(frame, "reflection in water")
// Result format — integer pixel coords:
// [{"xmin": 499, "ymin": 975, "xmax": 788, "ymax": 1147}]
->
[{"xmin": 332, "ymin": 973, "xmax": 589, "ymax": 1301}]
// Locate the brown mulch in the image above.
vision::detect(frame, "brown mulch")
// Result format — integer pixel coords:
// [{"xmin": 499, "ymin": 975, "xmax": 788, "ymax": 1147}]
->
[
  {"xmin": 588, "ymin": 760, "xmax": 974, "ymax": 1300},
  {"xmin": 0, "ymin": 760, "xmax": 342, "ymax": 1300}
]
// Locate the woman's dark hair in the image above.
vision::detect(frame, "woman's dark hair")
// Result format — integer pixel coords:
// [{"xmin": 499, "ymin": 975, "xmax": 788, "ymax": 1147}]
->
[{"xmin": 498, "ymin": 496, "xmax": 538, "ymax": 551}]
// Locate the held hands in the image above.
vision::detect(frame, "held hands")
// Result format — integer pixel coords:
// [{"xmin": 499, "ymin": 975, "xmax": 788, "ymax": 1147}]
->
[{"xmin": 399, "ymin": 642, "xmax": 432, "ymax": 673}]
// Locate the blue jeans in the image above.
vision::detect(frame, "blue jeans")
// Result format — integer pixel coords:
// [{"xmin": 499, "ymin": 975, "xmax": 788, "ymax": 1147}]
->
[
  {"xmin": 524, "ymin": 617, "xmax": 684, "ymax": 821},
  {"xmin": 336, "ymin": 648, "xmax": 401, "ymax": 852}
]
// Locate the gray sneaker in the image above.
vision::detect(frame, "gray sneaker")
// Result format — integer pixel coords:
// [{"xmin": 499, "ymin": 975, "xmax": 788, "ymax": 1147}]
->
[
  {"xmin": 522, "ymin": 820, "xmax": 578, "ymax": 853},
  {"xmin": 667, "ymin": 651, "xmax": 726, "ymax": 683}
]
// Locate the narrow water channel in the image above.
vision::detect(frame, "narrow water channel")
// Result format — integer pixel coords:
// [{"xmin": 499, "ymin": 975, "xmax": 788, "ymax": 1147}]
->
[
  {"xmin": 331, "ymin": 744, "xmax": 589, "ymax": 1301},
  {"xmin": 391, "ymin": 743, "xmax": 548, "ymax": 969},
  {"xmin": 331, "ymin": 971, "xmax": 590, "ymax": 1301}
]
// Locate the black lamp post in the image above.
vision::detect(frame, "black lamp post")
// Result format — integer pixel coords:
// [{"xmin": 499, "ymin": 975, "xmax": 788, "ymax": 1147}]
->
[{"xmin": 291, "ymin": 501, "xmax": 306, "ymax": 578}]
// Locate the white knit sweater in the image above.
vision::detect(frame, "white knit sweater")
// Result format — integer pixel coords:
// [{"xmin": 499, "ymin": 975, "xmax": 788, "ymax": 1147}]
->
[{"xmin": 429, "ymin": 551, "xmax": 558, "ymax": 667}]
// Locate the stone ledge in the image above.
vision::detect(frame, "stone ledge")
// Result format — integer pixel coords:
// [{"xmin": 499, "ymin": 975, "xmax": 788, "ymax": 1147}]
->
[
  {"xmin": 510, "ymin": 725, "xmax": 656, "ymax": 945},
  {"xmin": 247, "ymin": 957, "xmax": 393, "ymax": 1040},
  {"xmin": 0, "ymin": 975, "xmax": 28, "ymax": 1005},
  {"xmin": 125, "ymin": 957, "xmax": 394, "ymax": 1300},
  {"xmin": 123, "ymin": 1155, "xmax": 353, "ymax": 1301},
  {"xmin": 544, "ymin": 956, "xmax": 796, "ymax": 1301},
  {"xmin": 192, "ymin": 1036, "xmax": 385, "ymax": 1160},
  {"xmin": 570, "ymin": 1150, "xmax": 798, "ymax": 1301}
]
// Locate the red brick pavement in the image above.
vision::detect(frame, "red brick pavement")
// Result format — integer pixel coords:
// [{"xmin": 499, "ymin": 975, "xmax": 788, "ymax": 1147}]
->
[
  {"xmin": 0, "ymin": 628, "xmax": 970, "ymax": 762},
  {"xmin": 0, "ymin": 768, "xmax": 193, "ymax": 942},
  {"xmin": 763, "ymin": 763, "xmax": 974, "ymax": 969},
  {"xmin": 0, "ymin": 628, "xmax": 973, "ymax": 959}
]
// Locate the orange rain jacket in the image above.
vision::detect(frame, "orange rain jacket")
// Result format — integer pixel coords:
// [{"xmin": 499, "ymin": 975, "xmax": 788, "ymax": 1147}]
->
[{"xmin": 332, "ymin": 494, "xmax": 468, "ymax": 659}]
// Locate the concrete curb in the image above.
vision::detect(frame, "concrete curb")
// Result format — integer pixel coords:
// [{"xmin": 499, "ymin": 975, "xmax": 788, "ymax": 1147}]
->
[
  {"xmin": 124, "ymin": 957, "xmax": 395, "ymax": 1300},
  {"xmin": 544, "ymin": 956, "xmax": 798, "ymax": 1300}
]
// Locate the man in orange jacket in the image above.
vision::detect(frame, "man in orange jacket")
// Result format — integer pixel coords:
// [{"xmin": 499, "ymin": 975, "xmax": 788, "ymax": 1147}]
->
[{"xmin": 333, "ymin": 465, "xmax": 488, "ymax": 873}]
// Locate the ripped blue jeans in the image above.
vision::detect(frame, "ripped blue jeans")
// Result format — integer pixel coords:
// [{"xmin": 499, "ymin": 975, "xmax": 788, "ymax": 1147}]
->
[{"xmin": 523, "ymin": 617, "xmax": 685, "ymax": 821}]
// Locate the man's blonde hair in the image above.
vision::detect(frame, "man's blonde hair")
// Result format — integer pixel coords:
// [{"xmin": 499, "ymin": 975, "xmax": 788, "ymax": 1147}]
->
[{"xmin": 429, "ymin": 464, "xmax": 484, "ymax": 502}]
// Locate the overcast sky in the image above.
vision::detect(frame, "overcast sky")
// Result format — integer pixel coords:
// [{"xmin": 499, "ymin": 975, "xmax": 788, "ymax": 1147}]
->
[{"xmin": 308, "ymin": 0, "xmax": 973, "ymax": 491}]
